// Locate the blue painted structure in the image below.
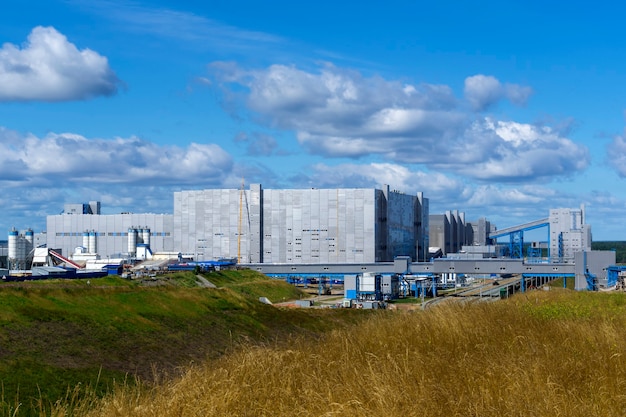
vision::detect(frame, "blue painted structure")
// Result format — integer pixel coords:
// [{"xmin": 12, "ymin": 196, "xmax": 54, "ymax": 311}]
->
[
  {"xmin": 168, "ymin": 258, "xmax": 237, "ymax": 271},
  {"xmin": 606, "ymin": 266, "xmax": 626, "ymax": 288},
  {"xmin": 490, "ymin": 221, "xmax": 550, "ymax": 260},
  {"xmin": 585, "ymin": 270, "xmax": 598, "ymax": 291}
]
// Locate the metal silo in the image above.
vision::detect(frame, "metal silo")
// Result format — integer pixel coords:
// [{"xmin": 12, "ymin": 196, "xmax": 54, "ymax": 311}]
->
[
  {"xmin": 8, "ymin": 229, "xmax": 18, "ymax": 269},
  {"xmin": 25, "ymin": 229, "xmax": 33, "ymax": 250},
  {"xmin": 83, "ymin": 231, "xmax": 90, "ymax": 250},
  {"xmin": 141, "ymin": 228, "xmax": 150, "ymax": 247},
  {"xmin": 128, "ymin": 228, "xmax": 137, "ymax": 256},
  {"xmin": 88, "ymin": 230, "xmax": 97, "ymax": 254}
]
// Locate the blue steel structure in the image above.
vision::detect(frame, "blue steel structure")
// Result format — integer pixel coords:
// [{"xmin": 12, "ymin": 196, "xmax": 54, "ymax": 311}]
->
[
  {"xmin": 168, "ymin": 258, "xmax": 238, "ymax": 271},
  {"xmin": 585, "ymin": 270, "xmax": 598, "ymax": 291},
  {"xmin": 489, "ymin": 221, "xmax": 550, "ymax": 260},
  {"xmin": 606, "ymin": 266, "xmax": 626, "ymax": 288}
]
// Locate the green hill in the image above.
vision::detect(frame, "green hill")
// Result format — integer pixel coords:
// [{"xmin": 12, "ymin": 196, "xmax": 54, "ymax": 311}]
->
[
  {"xmin": 58, "ymin": 289, "xmax": 626, "ymax": 417},
  {"xmin": 0, "ymin": 270, "xmax": 361, "ymax": 416}
]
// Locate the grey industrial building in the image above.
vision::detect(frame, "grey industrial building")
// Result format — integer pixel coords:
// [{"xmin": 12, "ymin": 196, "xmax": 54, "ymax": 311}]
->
[
  {"xmin": 43, "ymin": 185, "xmax": 429, "ymax": 263},
  {"xmin": 34, "ymin": 185, "xmax": 596, "ymax": 288},
  {"xmin": 549, "ymin": 206, "xmax": 591, "ymax": 261},
  {"xmin": 174, "ymin": 184, "xmax": 430, "ymax": 263},
  {"xmin": 429, "ymin": 212, "xmax": 494, "ymax": 256},
  {"xmin": 5, "ymin": 187, "xmax": 613, "ymax": 292},
  {"xmin": 46, "ymin": 202, "xmax": 175, "ymax": 259}
]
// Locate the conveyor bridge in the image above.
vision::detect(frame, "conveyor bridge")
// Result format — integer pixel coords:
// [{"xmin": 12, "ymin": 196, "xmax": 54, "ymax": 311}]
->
[
  {"xmin": 245, "ymin": 258, "xmax": 573, "ymax": 277},
  {"xmin": 488, "ymin": 218, "xmax": 550, "ymax": 259}
]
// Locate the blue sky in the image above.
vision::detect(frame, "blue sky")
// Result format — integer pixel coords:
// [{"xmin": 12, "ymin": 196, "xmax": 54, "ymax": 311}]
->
[{"xmin": 1, "ymin": 0, "xmax": 626, "ymax": 241}]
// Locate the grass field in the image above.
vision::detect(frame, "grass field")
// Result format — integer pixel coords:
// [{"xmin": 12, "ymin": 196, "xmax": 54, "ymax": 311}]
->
[
  {"xmin": 52, "ymin": 288, "xmax": 626, "ymax": 417},
  {"xmin": 0, "ymin": 271, "xmax": 366, "ymax": 416},
  {"xmin": 5, "ymin": 270, "xmax": 626, "ymax": 416}
]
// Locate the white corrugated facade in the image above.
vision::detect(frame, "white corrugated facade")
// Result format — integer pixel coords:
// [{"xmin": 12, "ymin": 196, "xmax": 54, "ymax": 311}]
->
[
  {"xmin": 174, "ymin": 184, "xmax": 429, "ymax": 263},
  {"xmin": 46, "ymin": 213, "xmax": 175, "ymax": 258},
  {"xmin": 46, "ymin": 184, "xmax": 429, "ymax": 263}
]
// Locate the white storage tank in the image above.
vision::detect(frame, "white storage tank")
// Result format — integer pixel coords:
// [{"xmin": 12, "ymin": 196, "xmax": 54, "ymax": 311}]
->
[
  {"xmin": 88, "ymin": 230, "xmax": 97, "ymax": 254},
  {"xmin": 141, "ymin": 228, "xmax": 150, "ymax": 247},
  {"xmin": 128, "ymin": 228, "xmax": 137, "ymax": 256},
  {"xmin": 83, "ymin": 231, "xmax": 90, "ymax": 250},
  {"xmin": 25, "ymin": 229, "xmax": 34, "ymax": 253},
  {"xmin": 8, "ymin": 229, "xmax": 18, "ymax": 264}
]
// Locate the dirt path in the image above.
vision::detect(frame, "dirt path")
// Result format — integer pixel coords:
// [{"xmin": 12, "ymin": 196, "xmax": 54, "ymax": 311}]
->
[{"xmin": 196, "ymin": 275, "xmax": 217, "ymax": 288}]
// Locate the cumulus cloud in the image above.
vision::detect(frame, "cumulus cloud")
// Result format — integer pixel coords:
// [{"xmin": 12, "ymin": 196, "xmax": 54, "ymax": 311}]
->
[
  {"xmin": 0, "ymin": 128, "xmax": 233, "ymax": 186},
  {"xmin": 467, "ymin": 184, "xmax": 545, "ymax": 206},
  {"xmin": 209, "ymin": 63, "xmax": 587, "ymax": 182},
  {"xmin": 0, "ymin": 26, "xmax": 121, "ymax": 102},
  {"xmin": 424, "ymin": 118, "xmax": 589, "ymax": 182},
  {"xmin": 464, "ymin": 74, "xmax": 533, "ymax": 111},
  {"xmin": 607, "ymin": 133, "xmax": 626, "ymax": 177},
  {"xmin": 453, "ymin": 119, "xmax": 590, "ymax": 182},
  {"xmin": 293, "ymin": 162, "xmax": 466, "ymax": 198},
  {"xmin": 0, "ymin": 126, "xmax": 236, "ymax": 231},
  {"xmin": 211, "ymin": 62, "xmax": 465, "ymax": 159}
]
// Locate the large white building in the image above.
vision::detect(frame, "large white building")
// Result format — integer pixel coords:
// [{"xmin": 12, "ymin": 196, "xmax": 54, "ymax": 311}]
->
[
  {"xmin": 44, "ymin": 185, "xmax": 430, "ymax": 264},
  {"xmin": 46, "ymin": 202, "xmax": 175, "ymax": 259},
  {"xmin": 174, "ymin": 184, "xmax": 430, "ymax": 263},
  {"xmin": 549, "ymin": 206, "xmax": 592, "ymax": 262},
  {"xmin": 429, "ymin": 212, "xmax": 494, "ymax": 257}
]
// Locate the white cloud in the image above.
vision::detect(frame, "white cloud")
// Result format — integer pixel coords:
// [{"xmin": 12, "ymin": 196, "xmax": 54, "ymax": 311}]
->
[
  {"xmin": 294, "ymin": 162, "xmax": 466, "ymax": 198},
  {"xmin": 448, "ymin": 119, "xmax": 590, "ymax": 182},
  {"xmin": 464, "ymin": 74, "xmax": 532, "ymax": 111},
  {"xmin": 467, "ymin": 184, "xmax": 545, "ymax": 206},
  {"xmin": 0, "ymin": 26, "xmax": 121, "ymax": 102},
  {"xmin": 210, "ymin": 63, "xmax": 587, "ymax": 182},
  {"xmin": 607, "ymin": 132, "xmax": 626, "ymax": 177},
  {"xmin": 0, "ymin": 128, "xmax": 233, "ymax": 186},
  {"xmin": 211, "ymin": 62, "xmax": 464, "ymax": 159},
  {"xmin": 71, "ymin": 0, "xmax": 282, "ymax": 50}
]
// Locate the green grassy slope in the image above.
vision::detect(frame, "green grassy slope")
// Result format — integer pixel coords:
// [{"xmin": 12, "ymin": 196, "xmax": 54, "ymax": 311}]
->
[
  {"xmin": 0, "ymin": 271, "xmax": 359, "ymax": 416},
  {"xmin": 67, "ymin": 289, "xmax": 626, "ymax": 417}
]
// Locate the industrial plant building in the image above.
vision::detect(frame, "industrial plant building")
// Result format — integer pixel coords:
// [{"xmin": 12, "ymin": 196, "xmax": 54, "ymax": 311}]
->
[
  {"xmin": 46, "ymin": 201, "xmax": 175, "ymax": 260},
  {"xmin": 1, "ymin": 184, "xmax": 615, "ymax": 293},
  {"xmin": 549, "ymin": 206, "xmax": 591, "ymax": 261},
  {"xmin": 0, "ymin": 183, "xmax": 593, "ymax": 284},
  {"xmin": 40, "ymin": 185, "xmax": 430, "ymax": 264},
  {"xmin": 174, "ymin": 184, "xmax": 430, "ymax": 263},
  {"xmin": 429, "ymin": 212, "xmax": 494, "ymax": 256}
]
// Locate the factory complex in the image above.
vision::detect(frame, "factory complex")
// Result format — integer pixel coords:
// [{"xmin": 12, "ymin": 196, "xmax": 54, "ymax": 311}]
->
[{"xmin": 0, "ymin": 184, "xmax": 621, "ymax": 294}]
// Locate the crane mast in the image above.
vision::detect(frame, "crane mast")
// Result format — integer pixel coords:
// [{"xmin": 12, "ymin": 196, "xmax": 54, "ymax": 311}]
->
[{"xmin": 237, "ymin": 178, "xmax": 244, "ymax": 263}]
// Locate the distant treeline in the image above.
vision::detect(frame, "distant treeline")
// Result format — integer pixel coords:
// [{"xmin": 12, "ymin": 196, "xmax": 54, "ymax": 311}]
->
[{"xmin": 592, "ymin": 241, "xmax": 626, "ymax": 264}]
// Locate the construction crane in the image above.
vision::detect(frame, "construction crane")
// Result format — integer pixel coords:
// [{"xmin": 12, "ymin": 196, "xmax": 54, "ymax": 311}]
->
[
  {"xmin": 238, "ymin": 178, "xmax": 244, "ymax": 263},
  {"xmin": 237, "ymin": 177, "xmax": 253, "ymax": 263}
]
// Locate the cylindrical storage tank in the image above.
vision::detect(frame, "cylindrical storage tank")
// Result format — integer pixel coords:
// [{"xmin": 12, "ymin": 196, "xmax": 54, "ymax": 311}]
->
[
  {"xmin": 25, "ymin": 229, "xmax": 34, "ymax": 251},
  {"xmin": 83, "ymin": 231, "xmax": 89, "ymax": 250},
  {"xmin": 8, "ymin": 229, "xmax": 18, "ymax": 262},
  {"xmin": 128, "ymin": 228, "xmax": 137, "ymax": 256},
  {"xmin": 88, "ymin": 230, "xmax": 97, "ymax": 254},
  {"xmin": 142, "ymin": 228, "xmax": 150, "ymax": 247}
]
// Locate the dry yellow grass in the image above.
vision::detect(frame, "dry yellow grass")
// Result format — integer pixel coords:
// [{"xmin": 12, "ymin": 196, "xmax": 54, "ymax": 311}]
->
[{"xmin": 53, "ymin": 289, "xmax": 626, "ymax": 417}]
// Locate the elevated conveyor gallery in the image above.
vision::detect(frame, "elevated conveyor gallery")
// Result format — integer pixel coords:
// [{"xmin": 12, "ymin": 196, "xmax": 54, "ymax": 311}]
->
[
  {"xmin": 245, "ymin": 248, "xmax": 615, "ymax": 291},
  {"xmin": 488, "ymin": 218, "xmax": 550, "ymax": 259},
  {"xmin": 246, "ymin": 258, "xmax": 574, "ymax": 277}
]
